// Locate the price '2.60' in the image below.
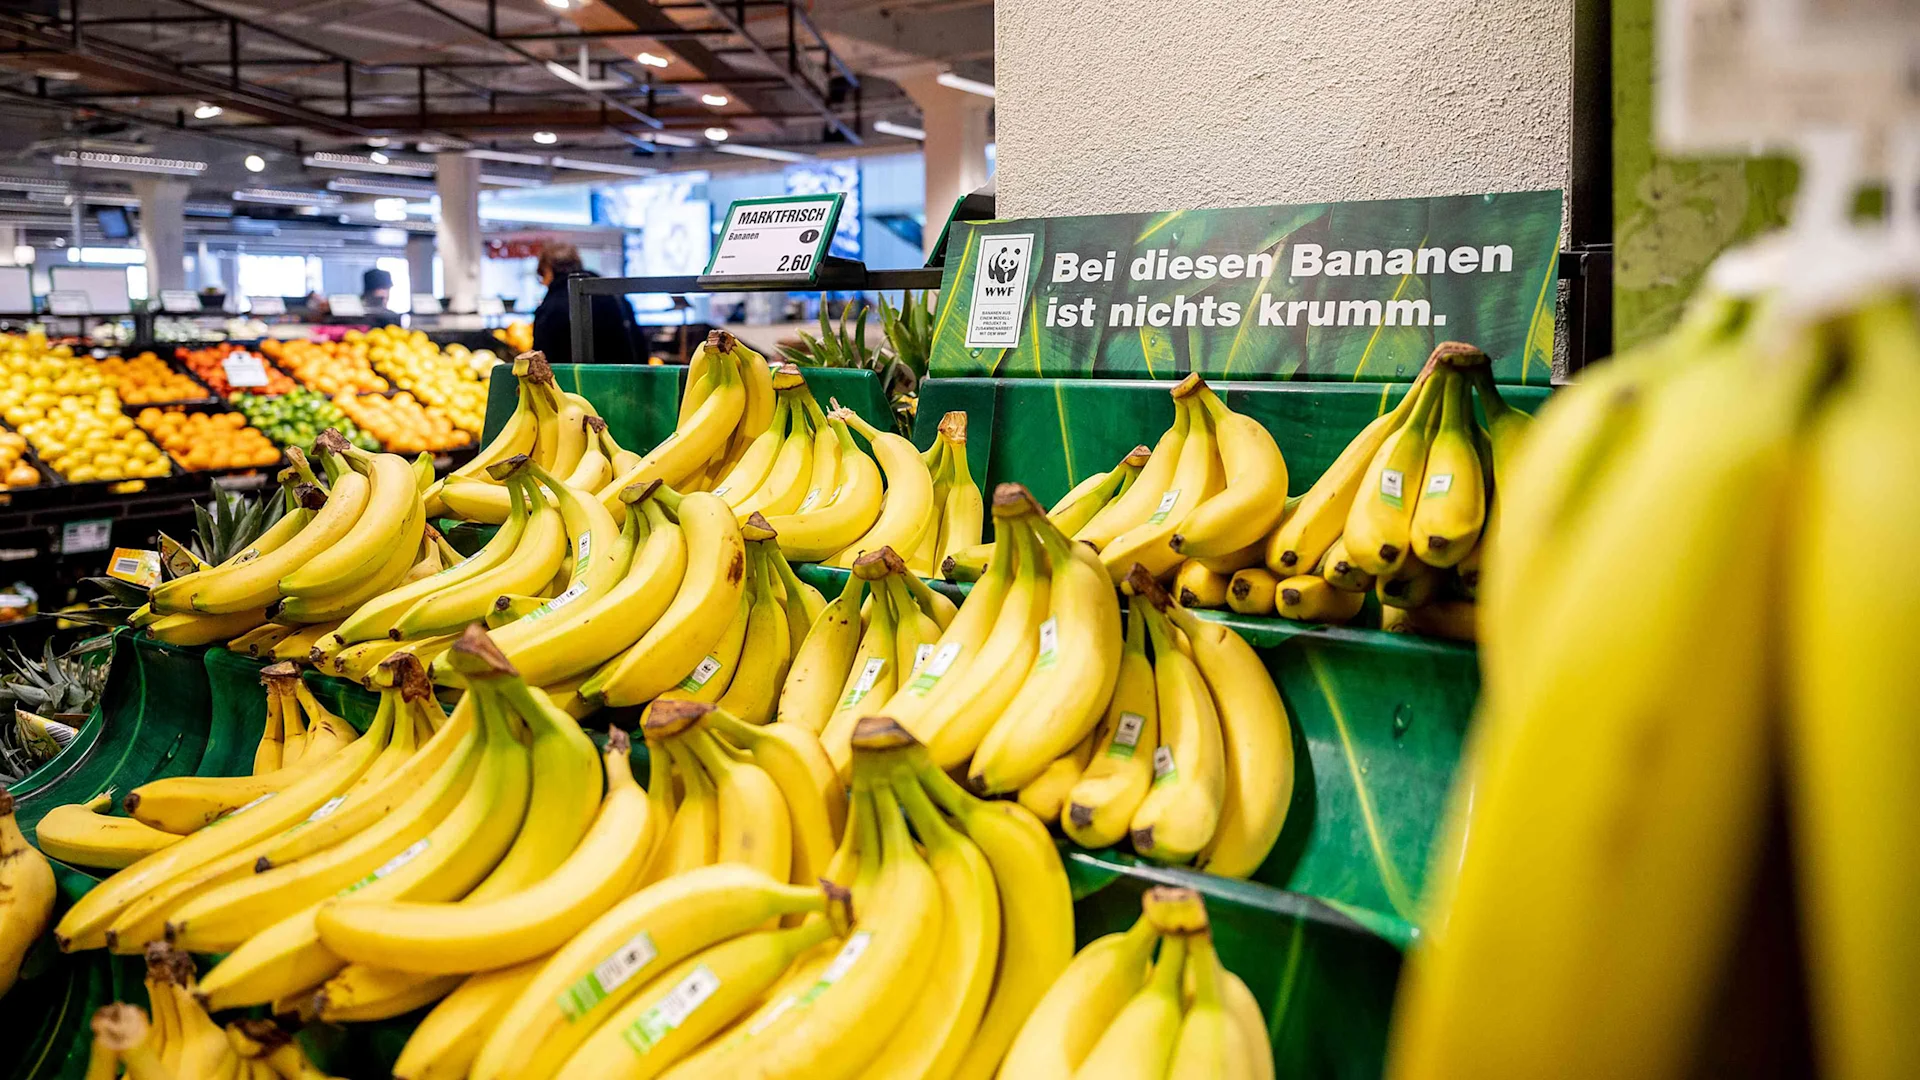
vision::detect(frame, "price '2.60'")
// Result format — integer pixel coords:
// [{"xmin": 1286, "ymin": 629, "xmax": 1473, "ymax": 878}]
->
[{"xmin": 776, "ymin": 253, "xmax": 814, "ymax": 274}]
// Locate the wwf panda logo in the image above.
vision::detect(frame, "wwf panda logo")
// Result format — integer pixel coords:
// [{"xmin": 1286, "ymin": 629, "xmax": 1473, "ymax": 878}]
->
[{"xmin": 986, "ymin": 246, "xmax": 1020, "ymax": 284}]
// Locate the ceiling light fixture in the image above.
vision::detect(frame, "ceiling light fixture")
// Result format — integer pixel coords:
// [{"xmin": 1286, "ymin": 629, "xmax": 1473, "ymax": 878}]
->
[
  {"xmin": 935, "ymin": 71, "xmax": 996, "ymax": 98},
  {"xmin": 325, "ymin": 176, "xmax": 436, "ymax": 198},
  {"xmin": 544, "ymin": 0, "xmax": 569, "ymax": 7},
  {"xmin": 193, "ymin": 103, "xmax": 223, "ymax": 120},
  {"xmin": 701, "ymin": 94, "xmax": 729, "ymax": 107},
  {"xmin": 638, "ymin": 132, "xmax": 699, "ymax": 148},
  {"xmin": 367, "ymin": 136, "xmax": 391, "ymax": 148},
  {"xmin": 712, "ymin": 143, "xmax": 812, "ymax": 163},
  {"xmin": 369, "ymin": 150, "xmax": 391, "ymax": 165},
  {"xmin": 304, "ymin": 152, "xmax": 436, "ymax": 177},
  {"xmin": 233, "ymin": 187, "xmax": 342, "ymax": 207},
  {"xmin": 874, "ymin": 119, "xmax": 926, "ymax": 140},
  {"xmin": 549, "ymin": 156, "xmax": 658, "ymax": 177},
  {"xmin": 636, "ymin": 52, "xmax": 670, "ymax": 68},
  {"xmin": 243, "ymin": 154, "xmax": 266, "ymax": 172},
  {"xmin": 51, "ymin": 151, "xmax": 208, "ymax": 176},
  {"xmin": 479, "ymin": 173, "xmax": 550, "ymax": 188},
  {"xmin": 374, "ymin": 198, "xmax": 408, "ymax": 222},
  {"xmin": 467, "ymin": 149, "xmax": 548, "ymax": 166},
  {"xmin": 532, "ymin": 131, "xmax": 558, "ymax": 145},
  {"xmin": 704, "ymin": 127, "xmax": 729, "ymax": 141}
]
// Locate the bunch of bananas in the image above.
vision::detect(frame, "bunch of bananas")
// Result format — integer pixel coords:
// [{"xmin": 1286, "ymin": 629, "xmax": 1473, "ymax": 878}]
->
[
  {"xmin": 1204, "ymin": 342, "xmax": 1527, "ymax": 639},
  {"xmin": 140, "ymin": 432, "xmax": 434, "ymax": 647},
  {"xmin": 815, "ymin": 408, "xmax": 977, "ymax": 575},
  {"xmin": 76, "ymin": 946, "xmax": 347, "ymax": 1079},
  {"xmin": 941, "ymin": 444, "xmax": 1152, "ymax": 582},
  {"xmin": 1388, "ymin": 292, "xmax": 1920, "ymax": 1080},
  {"xmin": 1002, "ymin": 885, "xmax": 1272, "ymax": 1080},
  {"xmin": 0, "ymin": 786, "xmax": 54, "ymax": 997}
]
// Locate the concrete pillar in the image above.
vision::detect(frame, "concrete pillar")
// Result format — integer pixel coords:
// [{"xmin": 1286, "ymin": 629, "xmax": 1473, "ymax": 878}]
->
[
  {"xmin": 897, "ymin": 68, "xmax": 993, "ymax": 258},
  {"xmin": 405, "ymin": 234, "xmax": 435, "ymax": 304},
  {"xmin": 436, "ymin": 153, "xmax": 482, "ymax": 312},
  {"xmin": 133, "ymin": 177, "xmax": 189, "ymax": 293}
]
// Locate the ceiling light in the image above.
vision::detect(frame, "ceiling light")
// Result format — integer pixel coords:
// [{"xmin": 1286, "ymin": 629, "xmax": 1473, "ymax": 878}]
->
[
  {"xmin": 52, "ymin": 151, "xmax": 208, "ymax": 176},
  {"xmin": 712, "ymin": 143, "xmax": 813, "ymax": 163},
  {"xmin": 636, "ymin": 52, "xmax": 670, "ymax": 68},
  {"xmin": 416, "ymin": 142, "xmax": 445, "ymax": 154},
  {"xmin": 374, "ymin": 198, "xmax": 408, "ymax": 222},
  {"xmin": 37, "ymin": 69, "xmax": 79, "ymax": 82},
  {"xmin": 479, "ymin": 173, "xmax": 549, "ymax": 188},
  {"xmin": 532, "ymin": 131, "xmax": 558, "ymax": 145},
  {"xmin": 935, "ymin": 71, "xmax": 996, "ymax": 98},
  {"xmin": 193, "ymin": 103, "xmax": 223, "ymax": 120},
  {"xmin": 0, "ymin": 176, "xmax": 71, "ymax": 195},
  {"xmin": 544, "ymin": 0, "xmax": 569, "ymax": 7},
  {"xmin": 701, "ymin": 94, "xmax": 729, "ymax": 107},
  {"xmin": 373, "ymin": 227, "xmax": 409, "ymax": 246},
  {"xmin": 704, "ymin": 127, "xmax": 728, "ymax": 141},
  {"xmin": 637, "ymin": 132, "xmax": 699, "ymax": 148},
  {"xmin": 234, "ymin": 187, "xmax": 342, "ymax": 207},
  {"xmin": 874, "ymin": 119, "xmax": 925, "ymax": 140},
  {"xmin": 304, "ymin": 152, "xmax": 436, "ymax": 177},
  {"xmin": 243, "ymin": 154, "xmax": 266, "ymax": 172},
  {"xmin": 467, "ymin": 149, "xmax": 548, "ymax": 166},
  {"xmin": 549, "ymin": 156, "xmax": 657, "ymax": 177},
  {"xmin": 367, "ymin": 137, "xmax": 390, "ymax": 148},
  {"xmin": 325, "ymin": 176, "xmax": 436, "ymax": 198}
]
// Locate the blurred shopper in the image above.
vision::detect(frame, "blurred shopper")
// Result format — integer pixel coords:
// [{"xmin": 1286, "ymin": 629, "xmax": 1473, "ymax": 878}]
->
[{"xmin": 532, "ymin": 242, "xmax": 639, "ymax": 364}]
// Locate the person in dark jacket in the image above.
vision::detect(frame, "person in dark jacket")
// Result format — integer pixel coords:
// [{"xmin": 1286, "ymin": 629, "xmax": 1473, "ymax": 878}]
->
[{"xmin": 530, "ymin": 243, "xmax": 640, "ymax": 364}]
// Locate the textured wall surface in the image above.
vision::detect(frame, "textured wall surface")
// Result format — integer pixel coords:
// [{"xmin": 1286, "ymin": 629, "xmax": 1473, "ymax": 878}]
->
[{"xmin": 994, "ymin": 0, "xmax": 1572, "ymax": 218}]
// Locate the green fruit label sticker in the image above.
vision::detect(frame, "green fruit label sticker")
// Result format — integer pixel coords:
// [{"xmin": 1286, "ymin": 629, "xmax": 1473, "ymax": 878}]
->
[
  {"xmin": 678, "ymin": 655, "xmax": 724, "ymax": 692},
  {"xmin": 1035, "ymin": 617, "xmax": 1060, "ymax": 669},
  {"xmin": 305, "ymin": 795, "xmax": 347, "ymax": 823},
  {"xmin": 1380, "ymin": 469, "xmax": 1405, "ymax": 508},
  {"xmin": 341, "ymin": 838, "xmax": 429, "ymax": 894},
  {"xmin": 1424, "ymin": 473, "xmax": 1453, "ymax": 497},
  {"xmin": 1108, "ymin": 712, "xmax": 1146, "ymax": 759},
  {"xmin": 574, "ymin": 532, "xmax": 593, "ymax": 573},
  {"xmin": 214, "ymin": 792, "xmax": 276, "ymax": 825},
  {"xmin": 526, "ymin": 580, "xmax": 589, "ymax": 623},
  {"xmin": 798, "ymin": 931, "xmax": 872, "ymax": 1007},
  {"xmin": 622, "ymin": 964, "xmax": 721, "ymax": 1055},
  {"xmin": 560, "ymin": 931, "xmax": 659, "ymax": 1022},
  {"xmin": 911, "ymin": 643, "xmax": 935, "ymax": 675},
  {"xmin": 840, "ymin": 658, "xmax": 886, "ymax": 708},
  {"xmin": 1146, "ymin": 489, "xmax": 1182, "ymax": 526},
  {"xmin": 711, "ymin": 484, "xmax": 731, "ymax": 497},
  {"xmin": 1152, "ymin": 746, "xmax": 1178, "ymax": 787},
  {"xmin": 908, "ymin": 643, "xmax": 962, "ymax": 694},
  {"xmin": 797, "ymin": 486, "xmax": 823, "ymax": 512}
]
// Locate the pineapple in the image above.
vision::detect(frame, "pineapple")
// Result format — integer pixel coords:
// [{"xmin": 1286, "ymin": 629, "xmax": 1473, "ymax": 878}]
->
[
  {"xmin": 0, "ymin": 636, "xmax": 107, "ymax": 781},
  {"xmin": 190, "ymin": 482, "xmax": 286, "ymax": 567},
  {"xmin": 776, "ymin": 290, "xmax": 936, "ymax": 436}
]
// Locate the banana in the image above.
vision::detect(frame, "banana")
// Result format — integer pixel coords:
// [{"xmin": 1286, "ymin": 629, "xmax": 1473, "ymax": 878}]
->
[
  {"xmin": 451, "ymin": 381, "xmax": 539, "ymax": 482},
  {"xmin": 1409, "ymin": 363, "xmax": 1488, "ymax": 567},
  {"xmin": 598, "ymin": 335, "xmax": 748, "ymax": 514},
  {"xmin": 678, "ymin": 339, "xmax": 718, "ymax": 428},
  {"xmin": 482, "ymin": 487, "xmax": 688, "ymax": 688},
  {"xmin": 1343, "ymin": 365, "xmax": 1451, "ymax": 577},
  {"xmin": 1051, "ymin": 446, "xmax": 1150, "ymax": 544},
  {"xmin": 1224, "ymin": 963, "xmax": 1277, "ymax": 1080},
  {"xmin": 862, "ymin": 767, "xmax": 1000, "ymax": 1080},
  {"xmin": 880, "ymin": 519, "xmax": 1014, "ymax": 732},
  {"xmin": 820, "ymin": 556, "xmax": 901, "ymax": 777},
  {"xmin": 547, "ymin": 384, "xmax": 591, "ymax": 481},
  {"xmin": 724, "ymin": 779, "xmax": 940, "ymax": 1080},
  {"xmin": 318, "ymin": 726, "xmax": 648, "ymax": 975},
  {"xmin": 270, "ymin": 491, "xmax": 426, "ymax": 624},
  {"xmin": 1065, "ymin": 603, "xmax": 1159, "ymax": 850},
  {"xmin": 1320, "ymin": 534, "xmax": 1376, "ymax": 592},
  {"xmin": 775, "ymin": 570, "xmax": 865, "ymax": 734},
  {"xmin": 826, "ymin": 409, "xmax": 936, "ymax": 567},
  {"xmin": 501, "ymin": 457, "xmax": 630, "ymax": 625},
  {"xmin": 999, "ymin": 914, "xmax": 1160, "ymax": 1079},
  {"xmin": 935, "ymin": 412, "xmax": 986, "ymax": 572},
  {"xmin": 1264, "ymin": 359, "xmax": 1438, "ymax": 577},
  {"xmin": 252, "ymin": 683, "xmax": 286, "ymax": 773},
  {"xmin": 469, "ymin": 866, "xmax": 830, "ymax": 1080},
  {"xmin": 291, "ymin": 682, "xmax": 358, "ymax": 761},
  {"xmin": 395, "ymin": 466, "xmax": 568, "ymax": 639},
  {"xmin": 121, "ymin": 707, "xmax": 362, "ymax": 834},
  {"xmin": 1165, "ymin": 600, "xmax": 1295, "ymax": 880},
  {"xmin": 1125, "ymin": 581, "xmax": 1225, "ymax": 865},
  {"xmin": 556, "ymin": 911, "xmax": 841, "ymax": 1080},
  {"xmin": 910, "ymin": 440, "xmax": 952, "ymax": 578},
  {"xmin": 1069, "ymin": 934, "xmax": 1187, "ymax": 1080},
  {"xmin": 789, "ymin": 391, "xmax": 842, "ymax": 517},
  {"xmin": 310, "ymin": 962, "xmax": 461, "ymax": 1022},
  {"xmin": 152, "ymin": 480, "xmax": 324, "ymax": 615},
  {"xmin": 1194, "ymin": 534, "xmax": 1272, "ymax": 575},
  {"xmin": 1227, "ymin": 567, "xmax": 1281, "ymax": 615},
  {"xmin": 227, "ymin": 621, "xmax": 298, "ymax": 659},
  {"xmin": 89, "ymin": 1005, "xmax": 170, "ymax": 1080},
  {"xmin": 459, "ymin": 672, "xmax": 605, "ymax": 897},
  {"xmin": 715, "ymin": 395, "xmax": 789, "ymax": 504},
  {"xmin": 1170, "ymin": 382, "xmax": 1290, "ymax": 559},
  {"xmin": 734, "ymin": 340, "xmax": 777, "ymax": 453},
  {"xmin": 1078, "ymin": 401, "xmax": 1190, "ymax": 551},
  {"xmin": 706, "ymin": 707, "xmax": 844, "ymax": 881},
  {"xmin": 270, "ymin": 619, "xmax": 340, "ymax": 662},
  {"xmin": 898, "ymin": 566, "xmax": 959, "ymax": 628},
  {"xmin": 1016, "ymin": 729, "xmax": 1095, "ymax": 824},
  {"xmin": 1377, "ymin": 554, "xmax": 1445, "ymax": 609},
  {"xmin": 439, "ymin": 474, "xmax": 515, "ymax": 524},
  {"xmin": 640, "ymin": 739, "xmax": 718, "ymax": 886},
  {"xmin": 1169, "ymin": 921, "xmax": 1254, "ymax": 1079},
  {"xmin": 31, "ymin": 791, "xmax": 182, "ymax": 870},
  {"xmin": 764, "ymin": 417, "xmax": 884, "ymax": 561},
  {"xmin": 1100, "ymin": 384, "xmax": 1227, "ymax": 581},
  {"xmin": 942, "ymin": 542, "xmax": 993, "ymax": 582},
  {"xmin": 675, "ymin": 715, "xmax": 792, "ymax": 883},
  {"xmin": 970, "ymin": 489, "xmax": 1125, "ymax": 794},
  {"xmin": 734, "ymin": 398, "xmax": 814, "ymax": 518},
  {"xmin": 1783, "ymin": 298, "xmax": 1920, "ymax": 1080},
  {"xmin": 145, "ymin": 608, "xmax": 271, "ymax": 647},
  {"xmin": 887, "ymin": 572, "xmax": 943, "ymax": 686},
  {"xmin": 1385, "ymin": 333, "xmax": 1808, "ymax": 1080},
  {"xmin": 393, "ymin": 960, "xmax": 545, "ymax": 1080},
  {"xmin": 715, "ymin": 537, "xmax": 793, "ymax": 724},
  {"xmin": 185, "ymin": 470, "xmax": 363, "ymax": 613},
  {"xmin": 911, "ymin": 745, "xmax": 1075, "ymax": 1080},
  {"xmin": 280, "ymin": 449, "xmax": 420, "ymax": 597},
  {"xmin": 1275, "ymin": 575, "xmax": 1366, "ymax": 623},
  {"xmin": 581, "ymin": 490, "xmax": 748, "ymax": 708},
  {"xmin": 334, "ymin": 471, "xmax": 535, "ymax": 645},
  {"xmin": 0, "ymin": 787, "xmax": 54, "ymax": 996},
  {"xmin": 1173, "ymin": 559, "xmax": 1230, "ymax": 608},
  {"xmin": 1381, "ymin": 600, "xmax": 1478, "ymax": 641},
  {"xmin": 564, "ymin": 417, "xmax": 614, "ymax": 491}
]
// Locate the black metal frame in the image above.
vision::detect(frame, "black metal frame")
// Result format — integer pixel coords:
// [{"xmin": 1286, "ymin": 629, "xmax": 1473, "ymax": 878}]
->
[{"xmin": 1563, "ymin": 0, "xmax": 1614, "ymax": 372}]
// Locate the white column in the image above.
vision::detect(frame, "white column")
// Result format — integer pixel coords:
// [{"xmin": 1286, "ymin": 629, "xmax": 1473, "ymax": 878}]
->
[
  {"xmin": 405, "ymin": 234, "xmax": 435, "ymax": 304},
  {"xmin": 436, "ymin": 153, "xmax": 482, "ymax": 312},
  {"xmin": 897, "ymin": 68, "xmax": 993, "ymax": 258},
  {"xmin": 133, "ymin": 178, "xmax": 189, "ymax": 293}
]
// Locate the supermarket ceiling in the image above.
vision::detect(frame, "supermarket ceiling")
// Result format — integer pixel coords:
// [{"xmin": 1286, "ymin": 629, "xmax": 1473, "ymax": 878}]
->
[{"xmin": 0, "ymin": 0, "xmax": 992, "ymax": 192}]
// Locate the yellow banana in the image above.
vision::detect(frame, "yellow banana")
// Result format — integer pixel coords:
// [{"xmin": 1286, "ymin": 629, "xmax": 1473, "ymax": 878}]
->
[
  {"xmin": 313, "ymin": 963, "xmax": 462, "ymax": 1022},
  {"xmin": 935, "ymin": 412, "xmax": 986, "ymax": 572},
  {"xmin": 0, "ymin": 787, "xmax": 54, "ymax": 996},
  {"xmin": 450, "ymin": 380, "xmax": 538, "ymax": 481},
  {"xmin": 150, "ymin": 483, "xmax": 316, "ymax": 613},
  {"xmin": 1169, "ymin": 921, "xmax": 1254, "ymax": 1079},
  {"xmin": 1170, "ymin": 382, "xmax": 1289, "ymax": 558},
  {"xmin": 1078, "ymin": 402, "xmax": 1190, "ymax": 551},
  {"xmin": 674, "ymin": 716, "xmax": 792, "ymax": 883},
  {"xmin": 1016, "ymin": 729, "xmax": 1095, "ymax": 825},
  {"xmin": 715, "ymin": 538, "xmax": 792, "ymax": 724},
  {"xmin": 438, "ymin": 474, "xmax": 515, "ymax": 524},
  {"xmin": 763, "ymin": 417, "xmax": 883, "ymax": 562},
  {"xmin": 392, "ymin": 959, "xmax": 545, "ymax": 1080},
  {"xmin": 1320, "ymin": 534, "xmax": 1376, "ymax": 592},
  {"xmin": 819, "ymin": 556, "xmax": 901, "ymax": 777},
  {"xmin": 1069, "ymin": 933, "xmax": 1187, "ymax": 1080},
  {"xmin": 826, "ymin": 409, "xmax": 935, "ymax": 567},
  {"xmin": 880, "ymin": 518, "xmax": 1014, "ymax": 732},
  {"xmin": 144, "ymin": 608, "xmax": 271, "ymax": 647},
  {"xmin": 1125, "ymin": 584, "xmax": 1225, "ymax": 865},
  {"xmin": 640, "ymin": 739, "xmax": 718, "ymax": 886},
  {"xmin": 599, "ymin": 337, "xmax": 747, "ymax": 514},
  {"xmin": 706, "ymin": 707, "xmax": 844, "ymax": 880},
  {"xmin": 32, "ymin": 791, "xmax": 182, "ymax": 870},
  {"xmin": 1065, "ymin": 603, "xmax": 1159, "ymax": 850},
  {"xmin": 1226, "ymin": 567, "xmax": 1281, "ymax": 615},
  {"xmin": 775, "ymin": 570, "xmax": 865, "ymax": 734},
  {"xmin": 1276, "ymin": 575, "xmax": 1366, "ymax": 623},
  {"xmin": 280, "ymin": 450, "xmax": 420, "ymax": 597},
  {"xmin": 714, "ymin": 394, "xmax": 788, "ymax": 504},
  {"xmin": 1343, "ymin": 365, "xmax": 1451, "ymax": 577},
  {"xmin": 735, "ymin": 399, "xmax": 814, "ymax": 518},
  {"xmin": 998, "ymin": 914, "xmax": 1160, "ymax": 1079},
  {"xmin": 1173, "ymin": 559, "xmax": 1230, "ymax": 608},
  {"xmin": 1100, "ymin": 385, "xmax": 1227, "ymax": 581},
  {"xmin": 396, "ymin": 468, "xmax": 568, "ymax": 638},
  {"xmin": 271, "ymin": 492, "xmax": 425, "ymax": 624},
  {"xmin": 1409, "ymin": 363, "xmax": 1488, "ymax": 567}
]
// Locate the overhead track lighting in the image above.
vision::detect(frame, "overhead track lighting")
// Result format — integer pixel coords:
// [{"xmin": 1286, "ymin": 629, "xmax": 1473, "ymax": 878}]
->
[
  {"xmin": 701, "ymin": 94, "xmax": 729, "ymax": 107},
  {"xmin": 234, "ymin": 187, "xmax": 342, "ymax": 207},
  {"xmin": 636, "ymin": 52, "xmax": 670, "ymax": 68},
  {"xmin": 193, "ymin": 103, "xmax": 223, "ymax": 120},
  {"xmin": 712, "ymin": 143, "xmax": 812, "ymax": 163},
  {"xmin": 550, "ymin": 157, "xmax": 658, "ymax": 177},
  {"xmin": 52, "ymin": 152, "xmax": 208, "ymax": 176},
  {"xmin": 532, "ymin": 131, "xmax": 558, "ymax": 145},
  {"xmin": 704, "ymin": 127, "xmax": 729, "ymax": 141},
  {"xmin": 874, "ymin": 120, "xmax": 926, "ymax": 140},
  {"xmin": 304, "ymin": 152, "xmax": 436, "ymax": 177},
  {"xmin": 936, "ymin": 71, "xmax": 996, "ymax": 98},
  {"xmin": 326, "ymin": 176, "xmax": 436, "ymax": 198}
]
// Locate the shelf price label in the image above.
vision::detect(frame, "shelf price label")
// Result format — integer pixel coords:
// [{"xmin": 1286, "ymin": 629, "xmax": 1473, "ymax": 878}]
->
[
  {"xmin": 247, "ymin": 295, "xmax": 286, "ymax": 316},
  {"xmin": 158, "ymin": 290, "xmax": 202, "ymax": 314},
  {"xmin": 222, "ymin": 352, "xmax": 271, "ymax": 388},
  {"xmin": 61, "ymin": 519, "xmax": 112, "ymax": 554},
  {"xmin": 46, "ymin": 291, "xmax": 91, "ymax": 316},
  {"xmin": 704, "ymin": 194, "xmax": 844, "ymax": 282},
  {"xmin": 328, "ymin": 294, "xmax": 367, "ymax": 318}
]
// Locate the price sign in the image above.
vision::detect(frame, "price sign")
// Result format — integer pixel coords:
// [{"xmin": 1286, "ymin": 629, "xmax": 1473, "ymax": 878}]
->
[
  {"xmin": 222, "ymin": 352, "xmax": 271, "ymax": 388},
  {"xmin": 477, "ymin": 296, "xmax": 506, "ymax": 316},
  {"xmin": 248, "ymin": 295, "xmax": 286, "ymax": 316},
  {"xmin": 704, "ymin": 194, "xmax": 844, "ymax": 280},
  {"xmin": 159, "ymin": 290, "xmax": 202, "ymax": 314},
  {"xmin": 47, "ymin": 291, "xmax": 91, "ymax": 316},
  {"xmin": 411, "ymin": 293, "xmax": 442, "ymax": 314},
  {"xmin": 61, "ymin": 518, "xmax": 112, "ymax": 553},
  {"xmin": 328, "ymin": 293, "xmax": 367, "ymax": 318}
]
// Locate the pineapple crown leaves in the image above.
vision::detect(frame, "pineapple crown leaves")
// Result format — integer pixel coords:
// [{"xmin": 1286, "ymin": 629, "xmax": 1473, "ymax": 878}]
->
[{"xmin": 190, "ymin": 484, "xmax": 287, "ymax": 566}]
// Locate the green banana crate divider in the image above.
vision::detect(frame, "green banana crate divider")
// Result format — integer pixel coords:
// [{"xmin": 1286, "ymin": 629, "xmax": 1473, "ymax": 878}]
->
[{"xmin": 479, "ymin": 363, "xmax": 893, "ymax": 455}]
